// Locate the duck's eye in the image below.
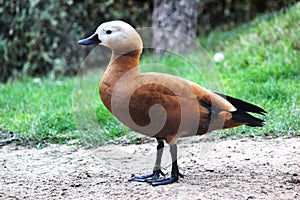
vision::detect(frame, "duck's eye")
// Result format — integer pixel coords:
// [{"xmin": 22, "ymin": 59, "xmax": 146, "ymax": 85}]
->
[{"xmin": 106, "ymin": 30, "xmax": 112, "ymax": 34}]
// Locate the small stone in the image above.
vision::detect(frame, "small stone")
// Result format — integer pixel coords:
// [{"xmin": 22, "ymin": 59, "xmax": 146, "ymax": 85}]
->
[
  {"xmin": 205, "ymin": 169, "xmax": 214, "ymax": 172},
  {"xmin": 70, "ymin": 182, "xmax": 82, "ymax": 187}
]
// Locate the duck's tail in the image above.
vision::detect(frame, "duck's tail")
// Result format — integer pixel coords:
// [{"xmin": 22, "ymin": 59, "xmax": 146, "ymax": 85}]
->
[
  {"xmin": 231, "ymin": 110, "xmax": 265, "ymax": 127},
  {"xmin": 215, "ymin": 92, "xmax": 267, "ymax": 127}
]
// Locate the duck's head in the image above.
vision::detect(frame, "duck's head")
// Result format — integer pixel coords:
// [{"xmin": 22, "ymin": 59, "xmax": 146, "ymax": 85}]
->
[{"xmin": 78, "ymin": 20, "xmax": 143, "ymax": 54}]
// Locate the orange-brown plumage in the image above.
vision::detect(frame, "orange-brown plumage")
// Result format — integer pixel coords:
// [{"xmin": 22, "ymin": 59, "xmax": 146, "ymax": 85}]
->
[
  {"xmin": 78, "ymin": 20, "xmax": 266, "ymax": 185},
  {"xmin": 98, "ymin": 51, "xmax": 264, "ymax": 144}
]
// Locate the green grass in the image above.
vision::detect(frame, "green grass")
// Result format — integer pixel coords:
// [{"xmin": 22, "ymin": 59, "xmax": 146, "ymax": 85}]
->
[
  {"xmin": 0, "ymin": 78, "xmax": 78, "ymax": 147},
  {"xmin": 0, "ymin": 3, "xmax": 299, "ymax": 147}
]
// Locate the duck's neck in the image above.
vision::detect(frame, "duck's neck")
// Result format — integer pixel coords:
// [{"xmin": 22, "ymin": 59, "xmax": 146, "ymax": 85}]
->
[
  {"xmin": 111, "ymin": 49, "xmax": 141, "ymax": 69},
  {"xmin": 107, "ymin": 49, "xmax": 141, "ymax": 79},
  {"xmin": 99, "ymin": 49, "xmax": 142, "ymax": 111}
]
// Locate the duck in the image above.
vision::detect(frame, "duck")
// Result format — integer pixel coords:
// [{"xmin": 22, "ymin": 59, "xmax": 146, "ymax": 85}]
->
[{"xmin": 78, "ymin": 20, "xmax": 266, "ymax": 186}]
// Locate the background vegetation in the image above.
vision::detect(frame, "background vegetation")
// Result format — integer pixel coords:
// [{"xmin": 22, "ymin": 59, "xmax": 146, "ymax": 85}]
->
[
  {"xmin": 0, "ymin": 0, "xmax": 298, "ymax": 82},
  {"xmin": 0, "ymin": 2, "xmax": 299, "ymax": 147}
]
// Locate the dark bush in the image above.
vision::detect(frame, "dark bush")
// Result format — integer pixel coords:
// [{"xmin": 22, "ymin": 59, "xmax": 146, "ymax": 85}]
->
[
  {"xmin": 0, "ymin": 0, "xmax": 152, "ymax": 82},
  {"xmin": 1, "ymin": 1, "xmax": 82, "ymax": 82},
  {"xmin": 198, "ymin": 0, "xmax": 299, "ymax": 33}
]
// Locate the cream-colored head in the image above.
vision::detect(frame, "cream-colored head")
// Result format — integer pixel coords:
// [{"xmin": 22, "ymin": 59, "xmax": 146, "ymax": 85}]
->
[{"xmin": 78, "ymin": 20, "xmax": 143, "ymax": 54}]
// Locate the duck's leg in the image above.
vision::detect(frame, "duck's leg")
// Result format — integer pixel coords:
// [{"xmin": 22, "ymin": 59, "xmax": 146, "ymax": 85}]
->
[
  {"xmin": 128, "ymin": 139, "xmax": 165, "ymax": 182},
  {"xmin": 149, "ymin": 143, "xmax": 184, "ymax": 186}
]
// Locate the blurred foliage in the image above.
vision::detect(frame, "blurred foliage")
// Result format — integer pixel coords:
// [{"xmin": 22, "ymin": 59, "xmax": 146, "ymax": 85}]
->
[
  {"xmin": 198, "ymin": 0, "xmax": 299, "ymax": 33},
  {"xmin": 0, "ymin": 0, "xmax": 151, "ymax": 82},
  {"xmin": 0, "ymin": 0, "xmax": 298, "ymax": 82}
]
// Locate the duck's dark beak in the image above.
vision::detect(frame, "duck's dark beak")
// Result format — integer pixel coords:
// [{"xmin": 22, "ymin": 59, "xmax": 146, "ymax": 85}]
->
[{"xmin": 78, "ymin": 34, "xmax": 101, "ymax": 45}]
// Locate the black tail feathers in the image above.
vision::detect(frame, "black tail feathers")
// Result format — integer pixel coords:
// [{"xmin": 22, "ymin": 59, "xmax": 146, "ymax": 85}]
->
[
  {"xmin": 231, "ymin": 110, "xmax": 265, "ymax": 127},
  {"xmin": 215, "ymin": 92, "xmax": 267, "ymax": 127}
]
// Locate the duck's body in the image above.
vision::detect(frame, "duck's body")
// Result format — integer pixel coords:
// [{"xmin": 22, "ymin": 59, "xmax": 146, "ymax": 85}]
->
[
  {"xmin": 99, "ymin": 50, "xmax": 264, "ymax": 144},
  {"xmin": 78, "ymin": 20, "xmax": 266, "ymax": 186}
]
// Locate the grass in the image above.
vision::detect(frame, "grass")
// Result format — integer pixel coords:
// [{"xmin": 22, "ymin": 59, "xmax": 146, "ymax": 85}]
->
[
  {"xmin": 0, "ymin": 78, "xmax": 78, "ymax": 147},
  {"xmin": 0, "ymin": 3, "xmax": 299, "ymax": 147}
]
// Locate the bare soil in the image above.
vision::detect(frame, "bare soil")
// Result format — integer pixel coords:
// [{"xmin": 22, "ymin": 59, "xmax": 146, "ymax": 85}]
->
[{"xmin": 0, "ymin": 136, "xmax": 299, "ymax": 200}]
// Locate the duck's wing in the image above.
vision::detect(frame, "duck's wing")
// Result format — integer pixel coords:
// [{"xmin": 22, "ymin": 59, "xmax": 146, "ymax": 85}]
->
[
  {"xmin": 190, "ymin": 82, "xmax": 266, "ymax": 128},
  {"xmin": 135, "ymin": 73, "xmax": 237, "ymax": 120},
  {"xmin": 189, "ymin": 82, "xmax": 236, "ymax": 112}
]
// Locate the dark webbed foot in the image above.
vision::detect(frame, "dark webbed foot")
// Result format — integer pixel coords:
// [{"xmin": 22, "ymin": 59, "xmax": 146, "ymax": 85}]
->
[
  {"xmin": 148, "ymin": 172, "xmax": 184, "ymax": 186},
  {"xmin": 128, "ymin": 169, "xmax": 165, "ymax": 182},
  {"xmin": 129, "ymin": 142, "xmax": 183, "ymax": 186}
]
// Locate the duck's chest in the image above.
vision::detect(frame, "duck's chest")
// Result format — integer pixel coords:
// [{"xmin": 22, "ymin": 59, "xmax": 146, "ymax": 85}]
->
[
  {"xmin": 99, "ymin": 67, "xmax": 139, "ymax": 112},
  {"xmin": 99, "ymin": 78, "xmax": 113, "ymax": 112}
]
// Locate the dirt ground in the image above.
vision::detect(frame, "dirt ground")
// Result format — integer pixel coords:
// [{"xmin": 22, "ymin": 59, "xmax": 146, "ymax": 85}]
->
[{"xmin": 0, "ymin": 135, "xmax": 299, "ymax": 200}]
